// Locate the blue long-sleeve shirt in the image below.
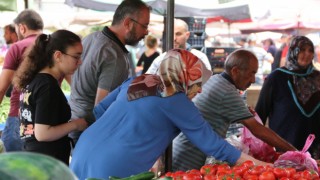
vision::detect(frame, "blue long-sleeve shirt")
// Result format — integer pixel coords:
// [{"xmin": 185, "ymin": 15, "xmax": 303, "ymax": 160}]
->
[{"xmin": 70, "ymin": 78, "xmax": 241, "ymax": 180}]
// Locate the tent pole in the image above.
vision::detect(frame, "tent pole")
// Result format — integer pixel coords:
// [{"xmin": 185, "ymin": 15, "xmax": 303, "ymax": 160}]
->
[
  {"xmin": 228, "ymin": 22, "xmax": 231, "ymax": 46},
  {"xmin": 24, "ymin": 0, "xmax": 28, "ymax": 9},
  {"xmin": 165, "ymin": 0, "xmax": 174, "ymax": 51},
  {"xmin": 164, "ymin": 0, "xmax": 174, "ymax": 174}
]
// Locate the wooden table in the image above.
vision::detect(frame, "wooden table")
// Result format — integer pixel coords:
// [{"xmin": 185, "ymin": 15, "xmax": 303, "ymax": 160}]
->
[{"xmin": 246, "ymin": 85, "xmax": 262, "ymax": 108}]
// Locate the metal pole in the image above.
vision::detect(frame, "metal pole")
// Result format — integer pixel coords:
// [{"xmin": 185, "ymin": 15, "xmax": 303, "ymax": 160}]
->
[
  {"xmin": 164, "ymin": 0, "xmax": 174, "ymax": 173},
  {"xmin": 165, "ymin": 0, "xmax": 174, "ymax": 51},
  {"xmin": 24, "ymin": 0, "xmax": 28, "ymax": 9}
]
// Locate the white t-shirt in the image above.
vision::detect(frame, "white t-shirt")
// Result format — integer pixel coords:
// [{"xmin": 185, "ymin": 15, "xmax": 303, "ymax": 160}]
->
[{"xmin": 146, "ymin": 48, "xmax": 212, "ymax": 74}]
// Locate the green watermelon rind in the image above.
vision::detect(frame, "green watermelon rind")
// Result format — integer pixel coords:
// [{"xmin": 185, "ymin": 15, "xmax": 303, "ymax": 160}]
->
[{"xmin": 0, "ymin": 152, "xmax": 78, "ymax": 180}]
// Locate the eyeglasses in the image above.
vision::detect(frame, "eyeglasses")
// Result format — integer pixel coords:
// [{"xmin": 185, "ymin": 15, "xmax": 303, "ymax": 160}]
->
[
  {"xmin": 130, "ymin": 18, "xmax": 148, "ymax": 30},
  {"xmin": 62, "ymin": 52, "xmax": 81, "ymax": 62}
]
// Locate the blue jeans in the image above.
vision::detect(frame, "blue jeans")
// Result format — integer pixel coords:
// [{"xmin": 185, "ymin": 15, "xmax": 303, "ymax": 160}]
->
[{"xmin": 1, "ymin": 116, "xmax": 22, "ymax": 151}]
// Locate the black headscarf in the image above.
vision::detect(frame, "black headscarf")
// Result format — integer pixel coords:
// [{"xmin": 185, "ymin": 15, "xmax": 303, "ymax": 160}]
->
[{"xmin": 279, "ymin": 36, "xmax": 320, "ymax": 116}]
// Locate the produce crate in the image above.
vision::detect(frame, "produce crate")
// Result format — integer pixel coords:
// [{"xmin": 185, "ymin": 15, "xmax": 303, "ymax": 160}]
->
[{"xmin": 206, "ymin": 47, "xmax": 239, "ymax": 73}]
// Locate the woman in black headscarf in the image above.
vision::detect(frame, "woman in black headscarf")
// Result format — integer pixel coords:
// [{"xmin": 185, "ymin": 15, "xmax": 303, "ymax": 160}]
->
[{"xmin": 255, "ymin": 36, "xmax": 320, "ymax": 158}]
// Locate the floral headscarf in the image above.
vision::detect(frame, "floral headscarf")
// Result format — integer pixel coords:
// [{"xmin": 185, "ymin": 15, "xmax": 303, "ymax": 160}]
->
[
  {"xmin": 279, "ymin": 36, "xmax": 320, "ymax": 117},
  {"xmin": 127, "ymin": 49, "xmax": 212, "ymax": 100},
  {"xmin": 286, "ymin": 36, "xmax": 314, "ymax": 71}
]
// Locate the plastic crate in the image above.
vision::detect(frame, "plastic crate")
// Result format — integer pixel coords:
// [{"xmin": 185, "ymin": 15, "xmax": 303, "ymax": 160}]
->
[
  {"xmin": 189, "ymin": 18, "xmax": 206, "ymax": 32},
  {"xmin": 205, "ymin": 47, "xmax": 239, "ymax": 73},
  {"xmin": 188, "ymin": 32, "xmax": 206, "ymax": 46},
  {"xmin": 176, "ymin": 17, "xmax": 206, "ymax": 32},
  {"xmin": 188, "ymin": 37, "xmax": 205, "ymax": 47}
]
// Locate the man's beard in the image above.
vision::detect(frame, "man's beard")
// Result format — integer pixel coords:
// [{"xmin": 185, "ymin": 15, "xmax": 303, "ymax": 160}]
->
[{"xmin": 125, "ymin": 26, "xmax": 141, "ymax": 46}]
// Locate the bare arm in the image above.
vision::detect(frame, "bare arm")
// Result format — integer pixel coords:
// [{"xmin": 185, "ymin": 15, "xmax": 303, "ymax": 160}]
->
[
  {"xmin": 34, "ymin": 118, "xmax": 88, "ymax": 142},
  {"xmin": 0, "ymin": 69, "xmax": 15, "ymax": 104},
  {"xmin": 266, "ymin": 52, "xmax": 274, "ymax": 64},
  {"xmin": 241, "ymin": 117, "xmax": 297, "ymax": 152},
  {"xmin": 95, "ymin": 88, "xmax": 109, "ymax": 106},
  {"xmin": 236, "ymin": 152, "xmax": 272, "ymax": 166}
]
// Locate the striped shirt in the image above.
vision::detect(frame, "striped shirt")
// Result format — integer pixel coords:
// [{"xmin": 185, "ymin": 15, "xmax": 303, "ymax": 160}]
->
[{"xmin": 172, "ymin": 73, "xmax": 253, "ymax": 171}]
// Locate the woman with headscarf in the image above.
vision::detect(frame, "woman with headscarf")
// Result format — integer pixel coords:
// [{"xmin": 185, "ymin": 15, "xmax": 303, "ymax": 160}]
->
[
  {"xmin": 70, "ymin": 49, "xmax": 269, "ymax": 180},
  {"xmin": 255, "ymin": 36, "xmax": 320, "ymax": 159}
]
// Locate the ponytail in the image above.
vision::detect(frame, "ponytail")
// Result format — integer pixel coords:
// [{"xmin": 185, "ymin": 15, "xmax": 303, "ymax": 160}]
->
[{"xmin": 13, "ymin": 30, "xmax": 81, "ymax": 90}]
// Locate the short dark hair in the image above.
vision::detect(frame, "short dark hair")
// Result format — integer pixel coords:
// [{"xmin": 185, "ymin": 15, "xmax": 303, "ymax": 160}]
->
[
  {"xmin": 14, "ymin": 9, "xmax": 43, "ymax": 30},
  {"xmin": 112, "ymin": 0, "xmax": 151, "ymax": 26},
  {"xmin": 4, "ymin": 24, "xmax": 16, "ymax": 33}
]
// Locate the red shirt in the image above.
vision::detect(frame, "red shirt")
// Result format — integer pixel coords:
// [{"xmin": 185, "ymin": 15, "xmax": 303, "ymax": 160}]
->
[
  {"xmin": 3, "ymin": 34, "xmax": 38, "ymax": 116},
  {"xmin": 281, "ymin": 45, "xmax": 289, "ymax": 59}
]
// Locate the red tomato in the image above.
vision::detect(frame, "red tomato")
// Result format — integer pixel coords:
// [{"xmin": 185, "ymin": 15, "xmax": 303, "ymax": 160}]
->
[
  {"xmin": 187, "ymin": 169, "xmax": 202, "ymax": 175},
  {"xmin": 182, "ymin": 173, "xmax": 202, "ymax": 180},
  {"xmin": 264, "ymin": 165, "xmax": 274, "ymax": 172},
  {"xmin": 165, "ymin": 172, "xmax": 173, "ymax": 177},
  {"xmin": 242, "ymin": 160, "xmax": 255, "ymax": 169},
  {"xmin": 171, "ymin": 171, "xmax": 185, "ymax": 180},
  {"xmin": 200, "ymin": 164, "xmax": 217, "ymax": 175},
  {"xmin": 203, "ymin": 174, "xmax": 217, "ymax": 180},
  {"xmin": 291, "ymin": 171, "xmax": 302, "ymax": 179},
  {"xmin": 273, "ymin": 167, "xmax": 289, "ymax": 178},
  {"xmin": 310, "ymin": 170, "xmax": 319, "ymax": 179},
  {"xmin": 229, "ymin": 173, "xmax": 242, "ymax": 180},
  {"xmin": 285, "ymin": 167, "xmax": 296, "ymax": 178},
  {"xmin": 244, "ymin": 171, "xmax": 259, "ymax": 180},
  {"xmin": 278, "ymin": 177, "xmax": 292, "ymax": 180},
  {"xmin": 259, "ymin": 171, "xmax": 276, "ymax": 180},
  {"xmin": 248, "ymin": 166, "xmax": 267, "ymax": 176},
  {"xmin": 216, "ymin": 164, "xmax": 231, "ymax": 176},
  {"xmin": 300, "ymin": 170, "xmax": 312, "ymax": 179},
  {"xmin": 232, "ymin": 165, "xmax": 247, "ymax": 177},
  {"xmin": 217, "ymin": 174, "xmax": 233, "ymax": 180}
]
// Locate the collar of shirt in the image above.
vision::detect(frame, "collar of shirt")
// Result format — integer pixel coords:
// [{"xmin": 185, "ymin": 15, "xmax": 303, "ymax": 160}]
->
[
  {"xmin": 221, "ymin": 72, "xmax": 235, "ymax": 85},
  {"xmin": 102, "ymin": 26, "xmax": 129, "ymax": 54}
]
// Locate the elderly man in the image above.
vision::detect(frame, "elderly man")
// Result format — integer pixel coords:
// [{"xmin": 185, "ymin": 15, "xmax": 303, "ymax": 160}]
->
[
  {"xmin": 146, "ymin": 18, "xmax": 211, "ymax": 74},
  {"xmin": 69, "ymin": 0, "xmax": 151, "ymax": 144},
  {"xmin": 172, "ymin": 49, "xmax": 296, "ymax": 171}
]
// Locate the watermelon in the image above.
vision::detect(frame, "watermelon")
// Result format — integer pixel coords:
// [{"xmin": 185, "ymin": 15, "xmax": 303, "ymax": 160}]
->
[
  {"xmin": 0, "ymin": 152, "xmax": 78, "ymax": 180},
  {"xmin": 0, "ymin": 140, "xmax": 5, "ymax": 153}
]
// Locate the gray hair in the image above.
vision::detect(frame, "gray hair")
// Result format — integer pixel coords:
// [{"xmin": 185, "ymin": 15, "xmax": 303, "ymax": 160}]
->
[
  {"xmin": 14, "ymin": 9, "xmax": 43, "ymax": 30},
  {"xmin": 224, "ymin": 49, "xmax": 257, "ymax": 74}
]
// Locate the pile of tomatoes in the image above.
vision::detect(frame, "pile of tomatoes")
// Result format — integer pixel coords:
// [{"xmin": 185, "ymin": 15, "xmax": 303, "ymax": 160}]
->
[{"xmin": 162, "ymin": 160, "xmax": 320, "ymax": 180}]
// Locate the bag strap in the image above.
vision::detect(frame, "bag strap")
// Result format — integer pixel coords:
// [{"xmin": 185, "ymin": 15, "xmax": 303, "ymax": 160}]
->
[{"xmin": 301, "ymin": 134, "xmax": 315, "ymax": 153}]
